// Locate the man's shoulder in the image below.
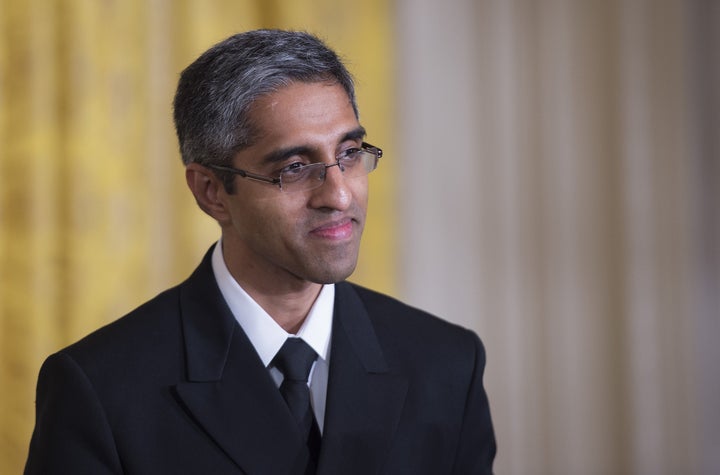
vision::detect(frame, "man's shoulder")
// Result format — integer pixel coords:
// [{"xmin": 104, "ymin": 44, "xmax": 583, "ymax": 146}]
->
[
  {"xmin": 61, "ymin": 247, "xmax": 218, "ymax": 362},
  {"xmin": 341, "ymin": 282, "xmax": 477, "ymax": 343},
  {"xmin": 60, "ymin": 284, "xmax": 183, "ymax": 366},
  {"xmin": 339, "ymin": 282, "xmax": 485, "ymax": 384},
  {"xmin": 343, "ymin": 282, "xmax": 431, "ymax": 316}
]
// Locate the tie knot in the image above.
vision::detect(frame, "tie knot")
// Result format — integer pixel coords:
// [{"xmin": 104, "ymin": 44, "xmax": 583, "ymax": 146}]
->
[{"xmin": 273, "ymin": 338, "xmax": 318, "ymax": 382}]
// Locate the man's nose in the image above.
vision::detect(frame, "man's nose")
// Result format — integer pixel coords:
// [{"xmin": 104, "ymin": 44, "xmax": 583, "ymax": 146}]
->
[{"xmin": 308, "ymin": 162, "xmax": 352, "ymax": 211}]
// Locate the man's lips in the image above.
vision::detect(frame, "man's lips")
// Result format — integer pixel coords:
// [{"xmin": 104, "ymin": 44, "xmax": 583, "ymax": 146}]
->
[{"xmin": 310, "ymin": 218, "xmax": 355, "ymax": 240}]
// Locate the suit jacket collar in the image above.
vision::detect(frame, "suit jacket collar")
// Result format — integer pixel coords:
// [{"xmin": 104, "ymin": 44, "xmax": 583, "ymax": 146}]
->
[
  {"xmin": 173, "ymin": 247, "xmax": 408, "ymax": 475},
  {"xmin": 174, "ymin": 247, "xmax": 308, "ymax": 474},
  {"xmin": 177, "ymin": 246, "xmax": 236, "ymax": 382},
  {"xmin": 319, "ymin": 282, "xmax": 408, "ymax": 475}
]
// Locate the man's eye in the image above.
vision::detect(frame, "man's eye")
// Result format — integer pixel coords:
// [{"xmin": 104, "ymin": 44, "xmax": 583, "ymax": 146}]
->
[
  {"xmin": 340, "ymin": 148, "xmax": 361, "ymax": 159},
  {"xmin": 280, "ymin": 162, "xmax": 307, "ymax": 175},
  {"xmin": 339, "ymin": 149, "xmax": 363, "ymax": 165}
]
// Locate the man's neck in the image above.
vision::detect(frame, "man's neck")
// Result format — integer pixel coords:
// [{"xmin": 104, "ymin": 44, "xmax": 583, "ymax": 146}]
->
[
  {"xmin": 220, "ymin": 242, "xmax": 323, "ymax": 333},
  {"xmin": 233, "ymin": 278, "xmax": 322, "ymax": 334}
]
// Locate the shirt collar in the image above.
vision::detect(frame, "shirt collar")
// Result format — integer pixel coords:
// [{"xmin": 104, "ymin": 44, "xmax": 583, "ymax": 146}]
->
[{"xmin": 211, "ymin": 240, "xmax": 334, "ymax": 367}]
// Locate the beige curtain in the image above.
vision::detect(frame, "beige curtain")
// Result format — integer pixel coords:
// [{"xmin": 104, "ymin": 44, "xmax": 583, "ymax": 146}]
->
[
  {"xmin": 397, "ymin": 0, "xmax": 718, "ymax": 474},
  {"xmin": 0, "ymin": 1, "xmax": 395, "ymax": 472}
]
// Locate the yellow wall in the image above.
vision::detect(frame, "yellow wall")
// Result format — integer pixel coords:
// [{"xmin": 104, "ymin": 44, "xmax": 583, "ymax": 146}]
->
[{"xmin": 0, "ymin": 1, "xmax": 395, "ymax": 472}]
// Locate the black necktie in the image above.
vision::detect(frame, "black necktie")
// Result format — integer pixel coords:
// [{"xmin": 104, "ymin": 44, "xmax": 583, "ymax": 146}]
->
[{"xmin": 273, "ymin": 338, "xmax": 321, "ymax": 471}]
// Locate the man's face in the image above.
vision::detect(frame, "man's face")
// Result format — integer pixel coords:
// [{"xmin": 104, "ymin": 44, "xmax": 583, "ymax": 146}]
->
[{"xmin": 218, "ymin": 81, "xmax": 369, "ymax": 287}]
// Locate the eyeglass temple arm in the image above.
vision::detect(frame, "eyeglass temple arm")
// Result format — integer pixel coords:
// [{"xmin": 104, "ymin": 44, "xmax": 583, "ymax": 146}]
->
[{"xmin": 208, "ymin": 164, "xmax": 281, "ymax": 186}]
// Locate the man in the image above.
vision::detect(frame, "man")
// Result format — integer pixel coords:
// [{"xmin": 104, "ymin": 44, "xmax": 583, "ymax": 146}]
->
[{"xmin": 25, "ymin": 30, "xmax": 496, "ymax": 474}]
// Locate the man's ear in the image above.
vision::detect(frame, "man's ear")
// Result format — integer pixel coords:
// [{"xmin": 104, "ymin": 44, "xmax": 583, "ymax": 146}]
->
[{"xmin": 185, "ymin": 163, "xmax": 231, "ymax": 223}]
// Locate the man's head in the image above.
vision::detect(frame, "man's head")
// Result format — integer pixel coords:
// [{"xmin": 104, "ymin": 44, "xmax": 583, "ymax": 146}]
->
[
  {"xmin": 173, "ymin": 29, "xmax": 358, "ymax": 192},
  {"xmin": 175, "ymin": 30, "xmax": 378, "ymax": 287}
]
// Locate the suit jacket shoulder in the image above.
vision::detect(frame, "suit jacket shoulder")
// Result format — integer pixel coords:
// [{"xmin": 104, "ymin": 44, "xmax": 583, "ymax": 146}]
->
[
  {"xmin": 341, "ymin": 282, "xmax": 486, "ymax": 371},
  {"xmin": 347, "ymin": 282, "xmax": 477, "ymax": 337},
  {"xmin": 324, "ymin": 282, "xmax": 496, "ymax": 475}
]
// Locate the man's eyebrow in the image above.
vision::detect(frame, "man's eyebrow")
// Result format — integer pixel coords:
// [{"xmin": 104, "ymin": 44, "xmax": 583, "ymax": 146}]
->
[
  {"xmin": 260, "ymin": 126, "xmax": 367, "ymax": 165},
  {"xmin": 261, "ymin": 145, "xmax": 312, "ymax": 165},
  {"xmin": 341, "ymin": 126, "xmax": 367, "ymax": 143}
]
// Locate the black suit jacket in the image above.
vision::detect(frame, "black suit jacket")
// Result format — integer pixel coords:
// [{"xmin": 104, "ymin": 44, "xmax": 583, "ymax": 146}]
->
[{"xmin": 25, "ymin": 247, "xmax": 496, "ymax": 474}]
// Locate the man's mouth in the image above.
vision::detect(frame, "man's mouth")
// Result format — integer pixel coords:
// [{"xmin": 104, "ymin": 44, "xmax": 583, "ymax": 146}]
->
[{"xmin": 310, "ymin": 218, "xmax": 355, "ymax": 240}]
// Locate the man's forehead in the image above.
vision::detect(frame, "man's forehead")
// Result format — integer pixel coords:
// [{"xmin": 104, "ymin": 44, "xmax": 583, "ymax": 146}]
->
[{"xmin": 243, "ymin": 83, "xmax": 359, "ymax": 142}]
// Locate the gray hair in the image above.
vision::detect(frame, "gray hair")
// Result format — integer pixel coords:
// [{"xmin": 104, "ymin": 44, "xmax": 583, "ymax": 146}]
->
[{"xmin": 173, "ymin": 29, "xmax": 358, "ymax": 174}]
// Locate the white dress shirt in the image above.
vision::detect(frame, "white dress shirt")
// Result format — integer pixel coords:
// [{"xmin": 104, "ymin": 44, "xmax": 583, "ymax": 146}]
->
[{"xmin": 211, "ymin": 240, "xmax": 333, "ymax": 432}]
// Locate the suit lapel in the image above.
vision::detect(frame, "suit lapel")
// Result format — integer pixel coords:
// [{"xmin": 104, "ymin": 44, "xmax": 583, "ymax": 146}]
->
[
  {"xmin": 172, "ymin": 248, "xmax": 311, "ymax": 475},
  {"xmin": 170, "ymin": 250, "xmax": 408, "ymax": 474},
  {"xmin": 319, "ymin": 282, "xmax": 408, "ymax": 475}
]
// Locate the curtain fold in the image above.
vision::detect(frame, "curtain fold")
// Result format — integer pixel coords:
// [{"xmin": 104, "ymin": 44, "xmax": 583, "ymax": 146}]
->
[
  {"xmin": 0, "ymin": 2, "xmax": 394, "ymax": 472},
  {"xmin": 397, "ymin": 0, "xmax": 718, "ymax": 474}
]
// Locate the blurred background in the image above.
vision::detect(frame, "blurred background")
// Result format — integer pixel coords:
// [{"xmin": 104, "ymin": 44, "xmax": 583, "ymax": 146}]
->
[{"xmin": 1, "ymin": 0, "xmax": 717, "ymax": 473}]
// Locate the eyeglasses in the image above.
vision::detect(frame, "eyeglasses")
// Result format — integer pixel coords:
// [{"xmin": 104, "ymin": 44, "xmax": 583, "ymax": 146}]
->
[{"xmin": 208, "ymin": 142, "xmax": 382, "ymax": 193}]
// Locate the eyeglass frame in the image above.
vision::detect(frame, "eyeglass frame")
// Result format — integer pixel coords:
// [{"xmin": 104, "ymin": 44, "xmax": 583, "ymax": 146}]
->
[{"xmin": 206, "ymin": 142, "xmax": 382, "ymax": 192}]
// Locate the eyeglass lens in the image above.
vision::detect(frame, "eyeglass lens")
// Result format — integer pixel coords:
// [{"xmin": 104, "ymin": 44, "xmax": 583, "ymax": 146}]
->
[{"xmin": 280, "ymin": 151, "xmax": 377, "ymax": 191}]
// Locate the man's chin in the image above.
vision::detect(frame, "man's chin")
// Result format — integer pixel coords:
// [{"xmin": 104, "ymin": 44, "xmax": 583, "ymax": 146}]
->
[{"xmin": 305, "ymin": 259, "xmax": 358, "ymax": 285}]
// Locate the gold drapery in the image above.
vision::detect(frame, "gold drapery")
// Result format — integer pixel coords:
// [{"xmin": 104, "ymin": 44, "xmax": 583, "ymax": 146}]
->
[{"xmin": 0, "ymin": 1, "xmax": 395, "ymax": 471}]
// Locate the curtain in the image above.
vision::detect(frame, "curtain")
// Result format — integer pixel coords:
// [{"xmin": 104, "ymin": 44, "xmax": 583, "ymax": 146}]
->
[
  {"xmin": 0, "ymin": 1, "xmax": 395, "ymax": 472},
  {"xmin": 397, "ymin": 0, "xmax": 719, "ymax": 474}
]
